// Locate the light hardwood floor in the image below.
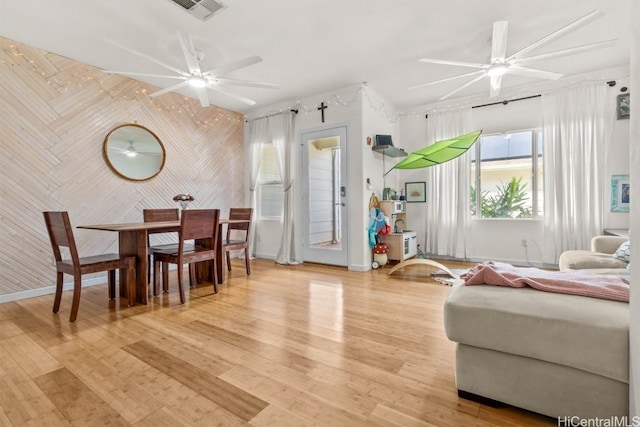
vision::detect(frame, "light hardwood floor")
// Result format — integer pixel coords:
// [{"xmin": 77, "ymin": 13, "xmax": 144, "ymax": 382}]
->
[{"xmin": 0, "ymin": 259, "xmax": 555, "ymax": 426}]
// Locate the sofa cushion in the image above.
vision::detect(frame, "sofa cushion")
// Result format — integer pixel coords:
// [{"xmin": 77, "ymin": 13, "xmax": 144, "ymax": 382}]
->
[
  {"xmin": 613, "ymin": 240, "xmax": 630, "ymax": 263},
  {"xmin": 559, "ymin": 250, "xmax": 628, "ymax": 270},
  {"xmin": 444, "ymin": 280, "xmax": 629, "ymax": 383}
]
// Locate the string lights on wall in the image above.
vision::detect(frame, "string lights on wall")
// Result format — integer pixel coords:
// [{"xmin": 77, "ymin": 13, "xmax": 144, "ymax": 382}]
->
[{"xmin": 1, "ymin": 41, "xmax": 243, "ymax": 128}]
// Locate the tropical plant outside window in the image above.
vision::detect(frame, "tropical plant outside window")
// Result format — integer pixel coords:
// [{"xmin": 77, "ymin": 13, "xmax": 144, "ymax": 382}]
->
[
  {"xmin": 470, "ymin": 130, "xmax": 543, "ymax": 218},
  {"xmin": 258, "ymin": 143, "xmax": 284, "ymax": 219}
]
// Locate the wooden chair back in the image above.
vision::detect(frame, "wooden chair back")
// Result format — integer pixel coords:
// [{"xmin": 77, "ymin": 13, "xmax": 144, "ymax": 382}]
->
[
  {"xmin": 226, "ymin": 208, "xmax": 252, "ymax": 242},
  {"xmin": 180, "ymin": 209, "xmax": 220, "ymax": 245},
  {"xmin": 43, "ymin": 211, "xmax": 80, "ymax": 267},
  {"xmin": 143, "ymin": 207, "xmax": 180, "ymax": 248},
  {"xmin": 223, "ymin": 208, "xmax": 252, "ymax": 275},
  {"xmin": 143, "ymin": 208, "xmax": 179, "ymax": 223}
]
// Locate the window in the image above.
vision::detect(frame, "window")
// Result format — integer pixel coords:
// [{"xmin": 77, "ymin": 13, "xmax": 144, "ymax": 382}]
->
[
  {"xmin": 470, "ymin": 130, "xmax": 543, "ymax": 218},
  {"xmin": 258, "ymin": 143, "xmax": 283, "ymax": 219}
]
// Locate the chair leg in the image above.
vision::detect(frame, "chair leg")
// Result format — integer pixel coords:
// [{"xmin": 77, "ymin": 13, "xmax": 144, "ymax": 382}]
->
[
  {"xmin": 162, "ymin": 262, "xmax": 169, "ymax": 293},
  {"xmin": 153, "ymin": 260, "xmax": 160, "ymax": 296},
  {"xmin": 177, "ymin": 264, "xmax": 186, "ymax": 304},
  {"xmin": 147, "ymin": 254, "xmax": 152, "ymax": 284},
  {"xmin": 108, "ymin": 270, "xmax": 116, "ymax": 299},
  {"xmin": 69, "ymin": 274, "xmax": 82, "ymax": 322},
  {"xmin": 189, "ymin": 264, "xmax": 196, "ymax": 287},
  {"xmin": 53, "ymin": 272, "xmax": 64, "ymax": 314},
  {"xmin": 244, "ymin": 247, "xmax": 251, "ymax": 275},
  {"xmin": 212, "ymin": 255, "xmax": 219, "ymax": 294},
  {"xmin": 226, "ymin": 250, "xmax": 232, "ymax": 272}
]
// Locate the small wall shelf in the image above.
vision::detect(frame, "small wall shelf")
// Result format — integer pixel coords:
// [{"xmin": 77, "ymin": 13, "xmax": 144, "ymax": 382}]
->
[{"xmin": 372, "ymin": 145, "xmax": 408, "ymax": 158}]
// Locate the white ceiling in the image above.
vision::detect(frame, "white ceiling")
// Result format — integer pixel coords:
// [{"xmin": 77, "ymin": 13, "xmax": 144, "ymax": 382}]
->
[{"xmin": 0, "ymin": 0, "xmax": 631, "ymax": 114}]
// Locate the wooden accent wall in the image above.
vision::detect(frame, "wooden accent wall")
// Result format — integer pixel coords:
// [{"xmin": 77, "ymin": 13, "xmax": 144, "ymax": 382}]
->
[{"xmin": 0, "ymin": 37, "xmax": 245, "ymax": 295}]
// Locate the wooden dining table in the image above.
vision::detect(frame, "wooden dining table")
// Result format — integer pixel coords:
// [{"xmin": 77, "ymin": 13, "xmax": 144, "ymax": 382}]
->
[{"xmin": 77, "ymin": 219, "xmax": 247, "ymax": 305}]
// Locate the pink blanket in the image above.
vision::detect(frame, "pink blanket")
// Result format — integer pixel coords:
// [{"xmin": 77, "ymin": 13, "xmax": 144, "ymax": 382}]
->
[{"xmin": 462, "ymin": 262, "xmax": 630, "ymax": 302}]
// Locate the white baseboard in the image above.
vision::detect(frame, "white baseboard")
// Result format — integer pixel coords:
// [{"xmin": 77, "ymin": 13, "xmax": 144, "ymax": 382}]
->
[
  {"xmin": 467, "ymin": 256, "xmax": 558, "ymax": 270},
  {"xmin": 0, "ymin": 276, "xmax": 108, "ymax": 304},
  {"xmin": 0, "ymin": 264, "xmax": 179, "ymax": 304}
]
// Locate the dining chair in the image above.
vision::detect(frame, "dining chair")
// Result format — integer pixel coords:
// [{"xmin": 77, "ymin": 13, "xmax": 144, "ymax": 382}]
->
[
  {"xmin": 143, "ymin": 208, "xmax": 179, "ymax": 286},
  {"xmin": 223, "ymin": 208, "xmax": 253, "ymax": 276},
  {"xmin": 43, "ymin": 211, "xmax": 136, "ymax": 322},
  {"xmin": 151, "ymin": 209, "xmax": 220, "ymax": 304}
]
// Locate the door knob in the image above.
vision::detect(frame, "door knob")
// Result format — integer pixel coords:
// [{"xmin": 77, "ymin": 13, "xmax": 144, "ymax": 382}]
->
[{"xmin": 335, "ymin": 202, "xmax": 345, "ymax": 206}]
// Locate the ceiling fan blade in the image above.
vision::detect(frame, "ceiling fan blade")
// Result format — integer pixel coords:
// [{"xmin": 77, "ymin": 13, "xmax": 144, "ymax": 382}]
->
[
  {"xmin": 508, "ymin": 65, "xmax": 563, "ymax": 80},
  {"xmin": 149, "ymin": 81, "xmax": 191, "ymax": 97},
  {"xmin": 506, "ymin": 9, "xmax": 603, "ymax": 61},
  {"xmin": 206, "ymin": 84, "xmax": 256, "ymax": 105},
  {"xmin": 513, "ymin": 39, "xmax": 617, "ymax": 65},
  {"xmin": 419, "ymin": 58, "xmax": 489, "ymax": 69},
  {"xmin": 110, "ymin": 151, "xmax": 163, "ymax": 157},
  {"xmin": 489, "ymin": 75, "xmax": 503, "ymax": 98},
  {"xmin": 104, "ymin": 38, "xmax": 187, "ymax": 77},
  {"xmin": 196, "ymin": 87, "xmax": 210, "ymax": 107},
  {"xmin": 409, "ymin": 70, "xmax": 484, "ymax": 89},
  {"xmin": 439, "ymin": 73, "xmax": 487, "ymax": 100},
  {"xmin": 213, "ymin": 78, "xmax": 279, "ymax": 89},
  {"xmin": 203, "ymin": 56, "xmax": 263, "ymax": 78},
  {"xmin": 177, "ymin": 31, "xmax": 202, "ymax": 75},
  {"xmin": 102, "ymin": 70, "xmax": 186, "ymax": 80},
  {"xmin": 491, "ymin": 21, "xmax": 509, "ymax": 62}
]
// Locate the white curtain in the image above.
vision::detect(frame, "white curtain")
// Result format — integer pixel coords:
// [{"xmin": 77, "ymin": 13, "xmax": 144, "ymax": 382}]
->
[
  {"xmin": 246, "ymin": 117, "xmax": 268, "ymax": 258},
  {"xmin": 542, "ymin": 82, "xmax": 614, "ymax": 264},
  {"xmin": 424, "ymin": 107, "xmax": 472, "ymax": 258},
  {"xmin": 246, "ymin": 112, "xmax": 299, "ymax": 263},
  {"xmin": 271, "ymin": 112, "xmax": 301, "ymax": 264}
]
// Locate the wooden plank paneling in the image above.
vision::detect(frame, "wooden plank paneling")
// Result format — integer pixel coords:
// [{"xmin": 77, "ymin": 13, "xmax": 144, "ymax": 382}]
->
[{"xmin": 0, "ymin": 36, "xmax": 244, "ymax": 295}]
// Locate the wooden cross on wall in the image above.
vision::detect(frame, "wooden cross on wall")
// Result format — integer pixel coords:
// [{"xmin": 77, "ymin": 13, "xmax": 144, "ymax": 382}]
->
[{"xmin": 317, "ymin": 101, "xmax": 328, "ymax": 123}]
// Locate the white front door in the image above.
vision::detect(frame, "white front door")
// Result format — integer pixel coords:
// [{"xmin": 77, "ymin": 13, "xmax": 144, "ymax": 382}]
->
[{"xmin": 301, "ymin": 126, "xmax": 348, "ymax": 266}]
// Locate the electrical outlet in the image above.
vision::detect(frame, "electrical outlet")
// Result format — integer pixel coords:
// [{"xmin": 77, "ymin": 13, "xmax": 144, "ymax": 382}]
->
[{"xmin": 520, "ymin": 237, "xmax": 527, "ymax": 248}]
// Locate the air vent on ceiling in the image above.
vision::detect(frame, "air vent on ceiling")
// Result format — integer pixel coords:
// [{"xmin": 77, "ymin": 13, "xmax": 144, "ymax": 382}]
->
[{"xmin": 168, "ymin": 0, "xmax": 226, "ymax": 21}]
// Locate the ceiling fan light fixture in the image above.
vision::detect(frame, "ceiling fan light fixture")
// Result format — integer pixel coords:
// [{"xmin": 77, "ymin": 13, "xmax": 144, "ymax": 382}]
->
[
  {"xmin": 188, "ymin": 76, "xmax": 207, "ymax": 88},
  {"xmin": 487, "ymin": 64, "xmax": 509, "ymax": 77}
]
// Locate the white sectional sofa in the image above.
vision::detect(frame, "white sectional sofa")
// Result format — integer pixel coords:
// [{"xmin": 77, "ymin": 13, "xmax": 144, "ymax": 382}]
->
[
  {"xmin": 444, "ymin": 272, "xmax": 629, "ymax": 419},
  {"xmin": 559, "ymin": 235, "xmax": 629, "ymax": 274}
]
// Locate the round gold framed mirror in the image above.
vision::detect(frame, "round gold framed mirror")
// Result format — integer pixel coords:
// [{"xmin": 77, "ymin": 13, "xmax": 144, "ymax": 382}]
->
[{"xmin": 103, "ymin": 123, "xmax": 166, "ymax": 181}]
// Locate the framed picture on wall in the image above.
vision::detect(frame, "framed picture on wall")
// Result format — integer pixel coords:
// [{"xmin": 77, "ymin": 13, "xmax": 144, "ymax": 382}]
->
[
  {"xmin": 405, "ymin": 181, "xmax": 426, "ymax": 203},
  {"xmin": 616, "ymin": 93, "xmax": 630, "ymax": 120},
  {"xmin": 611, "ymin": 174, "xmax": 630, "ymax": 212}
]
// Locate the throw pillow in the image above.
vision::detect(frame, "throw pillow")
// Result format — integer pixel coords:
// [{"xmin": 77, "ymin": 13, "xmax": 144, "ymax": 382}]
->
[{"xmin": 613, "ymin": 240, "xmax": 630, "ymax": 263}]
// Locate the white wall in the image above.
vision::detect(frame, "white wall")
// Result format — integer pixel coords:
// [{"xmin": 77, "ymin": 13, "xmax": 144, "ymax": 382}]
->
[
  {"xmin": 246, "ymin": 84, "xmax": 369, "ymax": 269},
  {"xmin": 362, "ymin": 88, "xmax": 401, "ymax": 264}
]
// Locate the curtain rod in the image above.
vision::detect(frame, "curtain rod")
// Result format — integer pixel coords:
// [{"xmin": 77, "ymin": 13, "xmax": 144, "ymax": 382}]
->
[
  {"xmin": 425, "ymin": 94, "xmax": 541, "ymax": 119},
  {"xmin": 471, "ymin": 94, "xmax": 541, "ymax": 109},
  {"xmin": 244, "ymin": 109, "xmax": 298, "ymax": 123}
]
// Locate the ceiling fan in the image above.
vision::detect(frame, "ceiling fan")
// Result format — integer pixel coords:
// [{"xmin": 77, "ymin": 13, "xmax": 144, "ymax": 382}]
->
[
  {"xmin": 103, "ymin": 31, "xmax": 279, "ymax": 107},
  {"xmin": 108, "ymin": 140, "xmax": 162, "ymax": 158},
  {"xmin": 410, "ymin": 10, "xmax": 617, "ymax": 100}
]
